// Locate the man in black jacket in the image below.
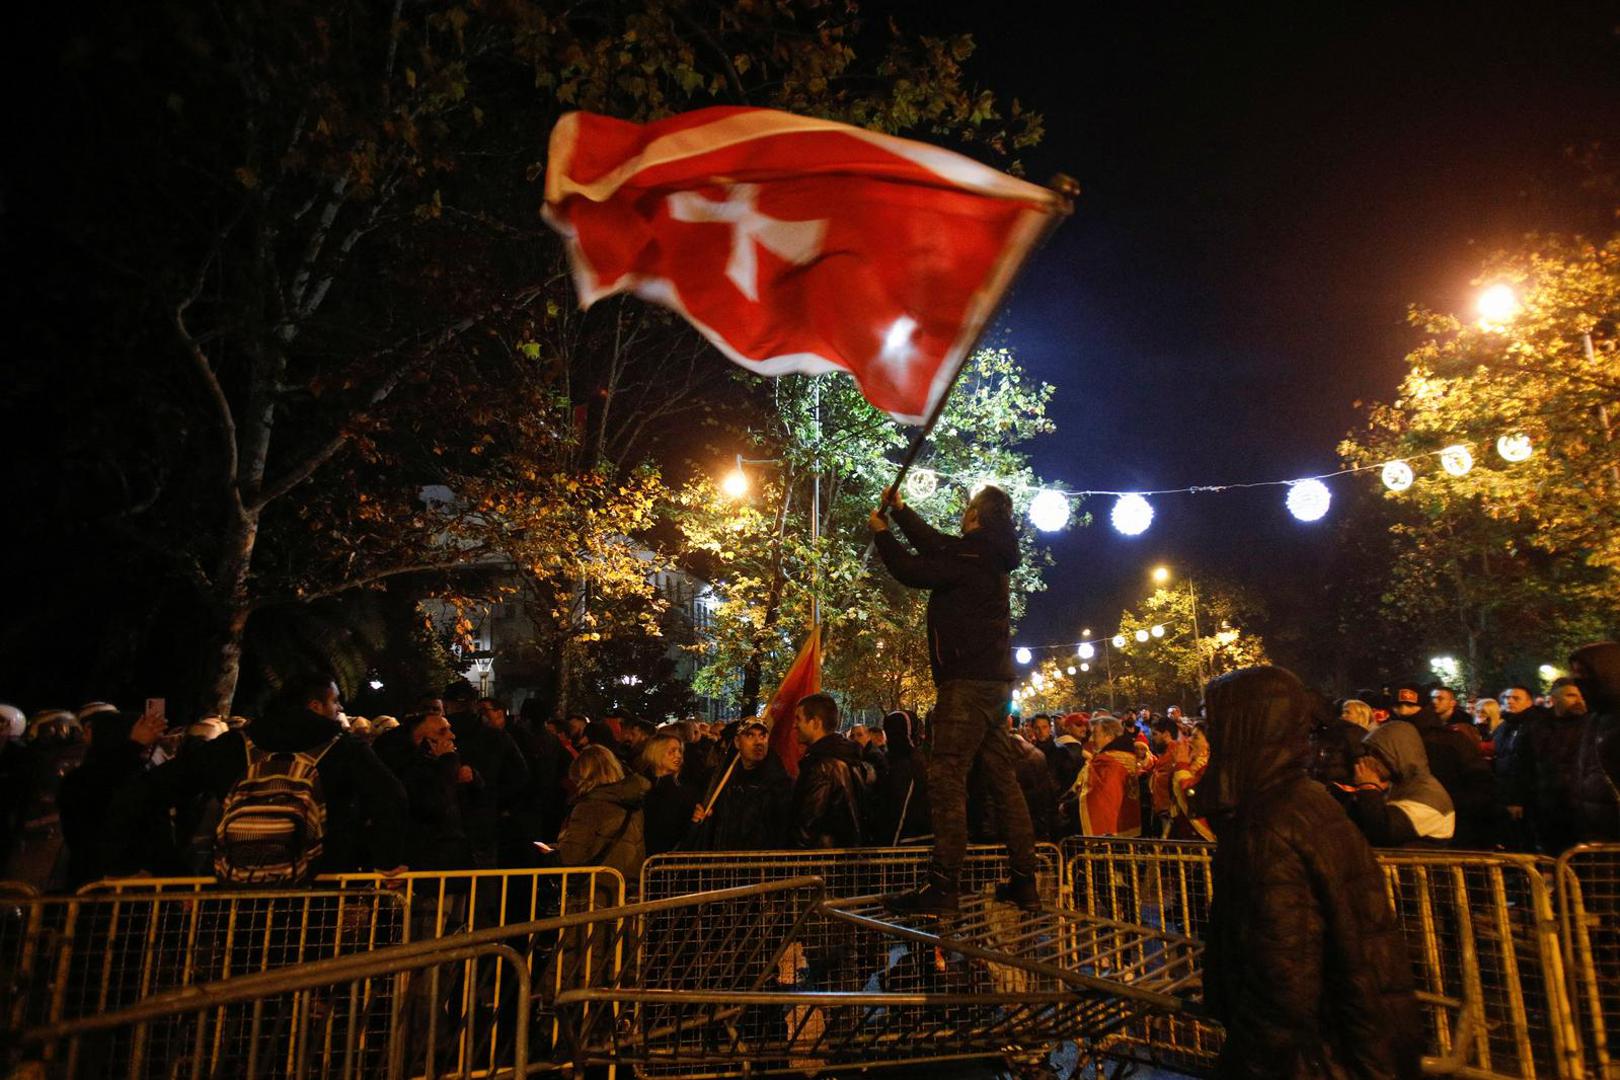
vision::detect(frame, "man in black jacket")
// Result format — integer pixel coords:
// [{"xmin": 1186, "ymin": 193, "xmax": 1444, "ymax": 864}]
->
[
  {"xmin": 692, "ymin": 719, "xmax": 791, "ymax": 850},
  {"xmin": 1571, "ymin": 642, "xmax": 1620, "ymax": 844},
  {"xmin": 1202, "ymin": 666, "xmax": 1420, "ymax": 1079},
  {"xmin": 789, "ymin": 694, "xmax": 867, "ymax": 848},
  {"xmin": 871, "ymin": 485, "xmax": 1039, "ymax": 913}
]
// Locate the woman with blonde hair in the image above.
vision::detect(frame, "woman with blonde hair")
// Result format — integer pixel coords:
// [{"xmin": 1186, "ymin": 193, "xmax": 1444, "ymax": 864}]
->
[
  {"xmin": 638, "ymin": 732, "xmax": 700, "ymax": 856},
  {"xmin": 556, "ymin": 745, "xmax": 649, "ymax": 881}
]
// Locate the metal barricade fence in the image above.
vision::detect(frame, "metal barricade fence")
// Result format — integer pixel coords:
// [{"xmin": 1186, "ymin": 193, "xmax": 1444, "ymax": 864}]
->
[
  {"xmin": 79, "ymin": 866, "xmax": 626, "ymax": 1076},
  {"xmin": 16, "ymin": 936, "xmax": 533, "ymax": 1080},
  {"xmin": 0, "ymin": 889, "xmax": 407, "ymax": 1076},
  {"xmin": 1061, "ymin": 838, "xmax": 1582, "ymax": 1080},
  {"xmin": 1557, "ymin": 844, "xmax": 1620, "ymax": 1080}
]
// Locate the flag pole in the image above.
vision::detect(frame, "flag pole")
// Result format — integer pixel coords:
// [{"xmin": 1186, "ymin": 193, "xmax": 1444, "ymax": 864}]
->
[{"xmin": 882, "ymin": 174, "xmax": 1079, "ymax": 505}]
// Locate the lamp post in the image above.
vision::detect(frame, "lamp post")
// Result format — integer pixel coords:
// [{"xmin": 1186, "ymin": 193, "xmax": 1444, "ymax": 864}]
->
[{"xmin": 1152, "ymin": 565, "xmax": 1206, "ymax": 689}]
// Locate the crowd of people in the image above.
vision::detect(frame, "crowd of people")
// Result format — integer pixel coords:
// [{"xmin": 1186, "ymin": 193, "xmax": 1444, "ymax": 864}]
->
[{"xmin": 1, "ymin": 638, "xmax": 1614, "ymax": 896}]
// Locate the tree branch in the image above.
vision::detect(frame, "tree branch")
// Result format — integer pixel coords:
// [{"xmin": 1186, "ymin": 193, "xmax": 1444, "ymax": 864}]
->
[
  {"xmin": 261, "ymin": 556, "xmax": 489, "ymax": 608},
  {"xmin": 175, "ymin": 252, "xmax": 244, "ymax": 509}
]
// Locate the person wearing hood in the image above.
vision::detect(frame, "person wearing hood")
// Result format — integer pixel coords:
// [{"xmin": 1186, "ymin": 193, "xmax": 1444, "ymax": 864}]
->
[
  {"xmin": 1494, "ymin": 684, "xmax": 1542, "ymax": 852},
  {"xmin": 874, "ymin": 710, "xmax": 931, "ymax": 845},
  {"xmin": 1343, "ymin": 720, "xmax": 1456, "ymax": 847},
  {"xmin": 556, "ymin": 745, "xmax": 649, "ymax": 885},
  {"xmin": 1387, "ymin": 682, "xmax": 1493, "ymax": 848},
  {"xmin": 871, "ymin": 484, "xmax": 1040, "ymax": 913},
  {"xmin": 789, "ymin": 693, "xmax": 870, "ymax": 849},
  {"xmin": 1571, "ymin": 641, "xmax": 1620, "ymax": 843},
  {"xmin": 1200, "ymin": 666, "xmax": 1421, "ymax": 1079}
]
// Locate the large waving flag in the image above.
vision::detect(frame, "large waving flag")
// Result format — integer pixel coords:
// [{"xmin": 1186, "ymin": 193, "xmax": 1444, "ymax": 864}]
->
[
  {"xmin": 764, "ymin": 625, "xmax": 821, "ymax": 779},
  {"xmin": 542, "ymin": 107, "xmax": 1068, "ymax": 424}
]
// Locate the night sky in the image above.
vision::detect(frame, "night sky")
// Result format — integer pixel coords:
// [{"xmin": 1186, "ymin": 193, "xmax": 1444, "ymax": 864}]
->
[{"xmin": 909, "ymin": 1, "xmax": 1620, "ymax": 645}]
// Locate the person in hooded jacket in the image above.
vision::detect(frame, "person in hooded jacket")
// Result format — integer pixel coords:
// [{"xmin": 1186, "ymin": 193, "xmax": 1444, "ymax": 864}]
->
[
  {"xmin": 871, "ymin": 484, "xmax": 1040, "ymax": 913},
  {"xmin": 875, "ymin": 710, "xmax": 931, "ymax": 845},
  {"xmin": 60, "ymin": 708, "xmax": 174, "ymax": 887},
  {"xmin": 1201, "ymin": 666, "xmax": 1421, "ymax": 1080},
  {"xmin": 1387, "ymin": 682, "xmax": 1493, "ymax": 848},
  {"xmin": 1570, "ymin": 641, "xmax": 1620, "ymax": 843},
  {"xmin": 1343, "ymin": 720, "xmax": 1456, "ymax": 847}
]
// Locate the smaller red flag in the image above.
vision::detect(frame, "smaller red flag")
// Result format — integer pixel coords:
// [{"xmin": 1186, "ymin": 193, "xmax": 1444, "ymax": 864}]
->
[{"xmin": 764, "ymin": 626, "xmax": 821, "ymax": 779}]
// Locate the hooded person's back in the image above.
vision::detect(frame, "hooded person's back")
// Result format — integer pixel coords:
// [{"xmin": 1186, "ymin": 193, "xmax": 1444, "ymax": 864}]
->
[
  {"xmin": 1572, "ymin": 641, "xmax": 1620, "ymax": 841},
  {"xmin": 1201, "ymin": 666, "xmax": 1420, "ymax": 1080},
  {"xmin": 1347, "ymin": 721, "xmax": 1455, "ymax": 847},
  {"xmin": 1388, "ymin": 688, "xmax": 1492, "ymax": 847}
]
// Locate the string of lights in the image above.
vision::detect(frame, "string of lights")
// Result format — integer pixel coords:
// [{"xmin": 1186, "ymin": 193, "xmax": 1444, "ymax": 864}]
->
[{"xmin": 897, "ymin": 431, "xmax": 1534, "ymax": 535}]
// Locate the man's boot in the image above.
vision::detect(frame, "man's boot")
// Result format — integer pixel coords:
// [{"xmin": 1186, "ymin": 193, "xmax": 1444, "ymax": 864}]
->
[
  {"xmin": 995, "ymin": 869, "xmax": 1042, "ymax": 912},
  {"xmin": 883, "ymin": 866, "xmax": 960, "ymax": 916}
]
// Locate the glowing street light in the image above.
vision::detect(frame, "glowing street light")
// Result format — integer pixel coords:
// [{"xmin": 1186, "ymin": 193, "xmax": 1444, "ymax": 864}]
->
[
  {"xmin": 1477, "ymin": 284, "xmax": 1520, "ymax": 327},
  {"xmin": 905, "ymin": 467, "xmax": 939, "ymax": 501},
  {"xmin": 1080, "ymin": 662, "xmax": 1090, "ymax": 672},
  {"xmin": 1151, "ymin": 566, "xmax": 1170, "ymax": 586},
  {"xmin": 1078, "ymin": 642, "xmax": 1096, "ymax": 660},
  {"xmin": 1134, "ymin": 629, "xmax": 1150, "ymax": 643},
  {"xmin": 1066, "ymin": 665, "xmax": 1077, "ymax": 675},
  {"xmin": 1015, "ymin": 647, "xmax": 1033, "ymax": 665},
  {"xmin": 1111, "ymin": 635, "xmax": 1127, "ymax": 649},
  {"xmin": 1150, "ymin": 624, "xmax": 1165, "ymax": 638},
  {"xmin": 721, "ymin": 468, "xmax": 750, "ymax": 498}
]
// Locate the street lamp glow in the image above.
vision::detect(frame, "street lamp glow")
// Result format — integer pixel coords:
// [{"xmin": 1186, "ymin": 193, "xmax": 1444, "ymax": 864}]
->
[
  {"xmin": 1082, "ymin": 628, "xmax": 1092, "ymax": 638},
  {"xmin": 1538, "ymin": 664, "xmax": 1560, "ymax": 681},
  {"xmin": 1078, "ymin": 642, "xmax": 1096, "ymax": 660},
  {"xmin": 905, "ymin": 467, "xmax": 939, "ymax": 501},
  {"xmin": 1134, "ymin": 629, "xmax": 1150, "ymax": 643},
  {"xmin": 1066, "ymin": 665, "xmax": 1077, "ymax": 675},
  {"xmin": 1080, "ymin": 662, "xmax": 1090, "ymax": 672},
  {"xmin": 1496, "ymin": 433, "xmax": 1533, "ymax": 463},
  {"xmin": 1015, "ymin": 647, "xmax": 1033, "ymax": 665},
  {"xmin": 1150, "ymin": 624, "xmax": 1165, "ymax": 638},
  {"xmin": 1381, "ymin": 460, "xmax": 1415, "ymax": 492},
  {"xmin": 368, "ymin": 678, "xmax": 384, "ymax": 691},
  {"xmin": 721, "ymin": 468, "xmax": 750, "ymax": 498},
  {"xmin": 1477, "ymin": 284, "xmax": 1520, "ymax": 325},
  {"xmin": 1286, "ymin": 478, "xmax": 1332, "ymax": 522},
  {"xmin": 1429, "ymin": 655, "xmax": 1459, "ymax": 683},
  {"xmin": 1111, "ymin": 635, "xmax": 1127, "ymax": 649},
  {"xmin": 1152, "ymin": 566, "xmax": 1170, "ymax": 585},
  {"xmin": 1111, "ymin": 493, "xmax": 1154, "ymax": 536},
  {"xmin": 1028, "ymin": 488, "xmax": 1072, "ymax": 532},
  {"xmin": 1440, "ymin": 444, "xmax": 1474, "ymax": 477}
]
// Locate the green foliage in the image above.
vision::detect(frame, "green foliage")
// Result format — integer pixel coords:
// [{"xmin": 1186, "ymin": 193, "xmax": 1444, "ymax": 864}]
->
[
  {"xmin": 1339, "ymin": 229, "xmax": 1620, "ymax": 686},
  {"xmin": 675, "ymin": 347, "xmax": 1068, "ymax": 716}
]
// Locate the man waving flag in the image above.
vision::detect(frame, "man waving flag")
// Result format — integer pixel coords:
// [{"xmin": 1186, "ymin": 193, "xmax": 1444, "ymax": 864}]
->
[{"xmin": 542, "ymin": 107, "xmax": 1070, "ymax": 424}]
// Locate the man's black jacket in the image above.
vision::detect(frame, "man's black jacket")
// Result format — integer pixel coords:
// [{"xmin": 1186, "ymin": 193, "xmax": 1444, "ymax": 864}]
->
[
  {"xmin": 790, "ymin": 733, "xmax": 866, "ymax": 848},
  {"xmin": 873, "ymin": 505, "xmax": 1019, "ymax": 686}
]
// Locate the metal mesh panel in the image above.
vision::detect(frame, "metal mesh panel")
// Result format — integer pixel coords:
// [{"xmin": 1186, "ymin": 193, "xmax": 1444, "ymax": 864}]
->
[
  {"xmin": 1559, "ymin": 844, "xmax": 1620, "ymax": 1080},
  {"xmin": 76, "ymin": 867, "xmax": 626, "ymax": 1076},
  {"xmin": 18, "ymin": 942, "xmax": 530, "ymax": 1080},
  {"xmin": 0, "ymin": 890, "xmax": 406, "ymax": 1078},
  {"xmin": 1061, "ymin": 838, "xmax": 1582, "ymax": 1080}
]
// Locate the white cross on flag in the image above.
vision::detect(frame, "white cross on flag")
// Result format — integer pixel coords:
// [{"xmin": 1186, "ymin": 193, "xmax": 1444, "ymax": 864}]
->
[{"xmin": 542, "ymin": 107, "xmax": 1068, "ymax": 424}]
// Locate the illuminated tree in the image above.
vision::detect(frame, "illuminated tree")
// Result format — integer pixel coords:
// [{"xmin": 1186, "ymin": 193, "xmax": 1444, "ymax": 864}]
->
[{"xmin": 1339, "ymin": 229, "xmax": 1620, "ymax": 685}]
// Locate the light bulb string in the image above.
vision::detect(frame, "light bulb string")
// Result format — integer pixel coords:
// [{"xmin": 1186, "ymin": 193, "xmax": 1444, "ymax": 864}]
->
[
  {"xmin": 1016, "ymin": 624, "xmax": 1186, "ymax": 656},
  {"xmin": 900, "ymin": 441, "xmax": 1487, "ymax": 500}
]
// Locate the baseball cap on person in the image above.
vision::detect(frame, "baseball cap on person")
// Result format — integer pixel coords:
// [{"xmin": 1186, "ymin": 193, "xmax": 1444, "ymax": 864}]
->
[
  {"xmin": 738, "ymin": 717, "xmax": 769, "ymax": 734},
  {"xmin": 1394, "ymin": 686, "xmax": 1421, "ymax": 706}
]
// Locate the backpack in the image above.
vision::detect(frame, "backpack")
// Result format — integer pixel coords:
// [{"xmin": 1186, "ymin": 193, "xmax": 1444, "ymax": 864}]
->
[{"xmin": 213, "ymin": 735, "xmax": 339, "ymax": 885}]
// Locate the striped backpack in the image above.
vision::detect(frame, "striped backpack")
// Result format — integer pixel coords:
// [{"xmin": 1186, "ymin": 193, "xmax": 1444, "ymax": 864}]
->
[{"xmin": 213, "ymin": 735, "xmax": 339, "ymax": 885}]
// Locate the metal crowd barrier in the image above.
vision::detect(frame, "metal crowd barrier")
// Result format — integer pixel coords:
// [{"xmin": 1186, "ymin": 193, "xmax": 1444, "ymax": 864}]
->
[
  {"xmin": 1558, "ymin": 844, "xmax": 1620, "ymax": 1080},
  {"xmin": 1060, "ymin": 837, "xmax": 1583, "ymax": 1079},
  {"xmin": 71, "ymin": 866, "xmax": 626, "ymax": 1077},
  {"xmin": 0, "ymin": 889, "xmax": 407, "ymax": 1076}
]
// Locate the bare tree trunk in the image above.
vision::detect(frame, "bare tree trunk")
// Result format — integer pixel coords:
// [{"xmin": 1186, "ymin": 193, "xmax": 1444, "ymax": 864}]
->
[{"xmin": 205, "ymin": 510, "xmax": 260, "ymax": 714}]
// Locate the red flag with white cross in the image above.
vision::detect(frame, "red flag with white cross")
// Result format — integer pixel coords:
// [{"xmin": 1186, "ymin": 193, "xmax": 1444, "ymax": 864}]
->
[{"xmin": 542, "ymin": 107, "xmax": 1069, "ymax": 424}]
